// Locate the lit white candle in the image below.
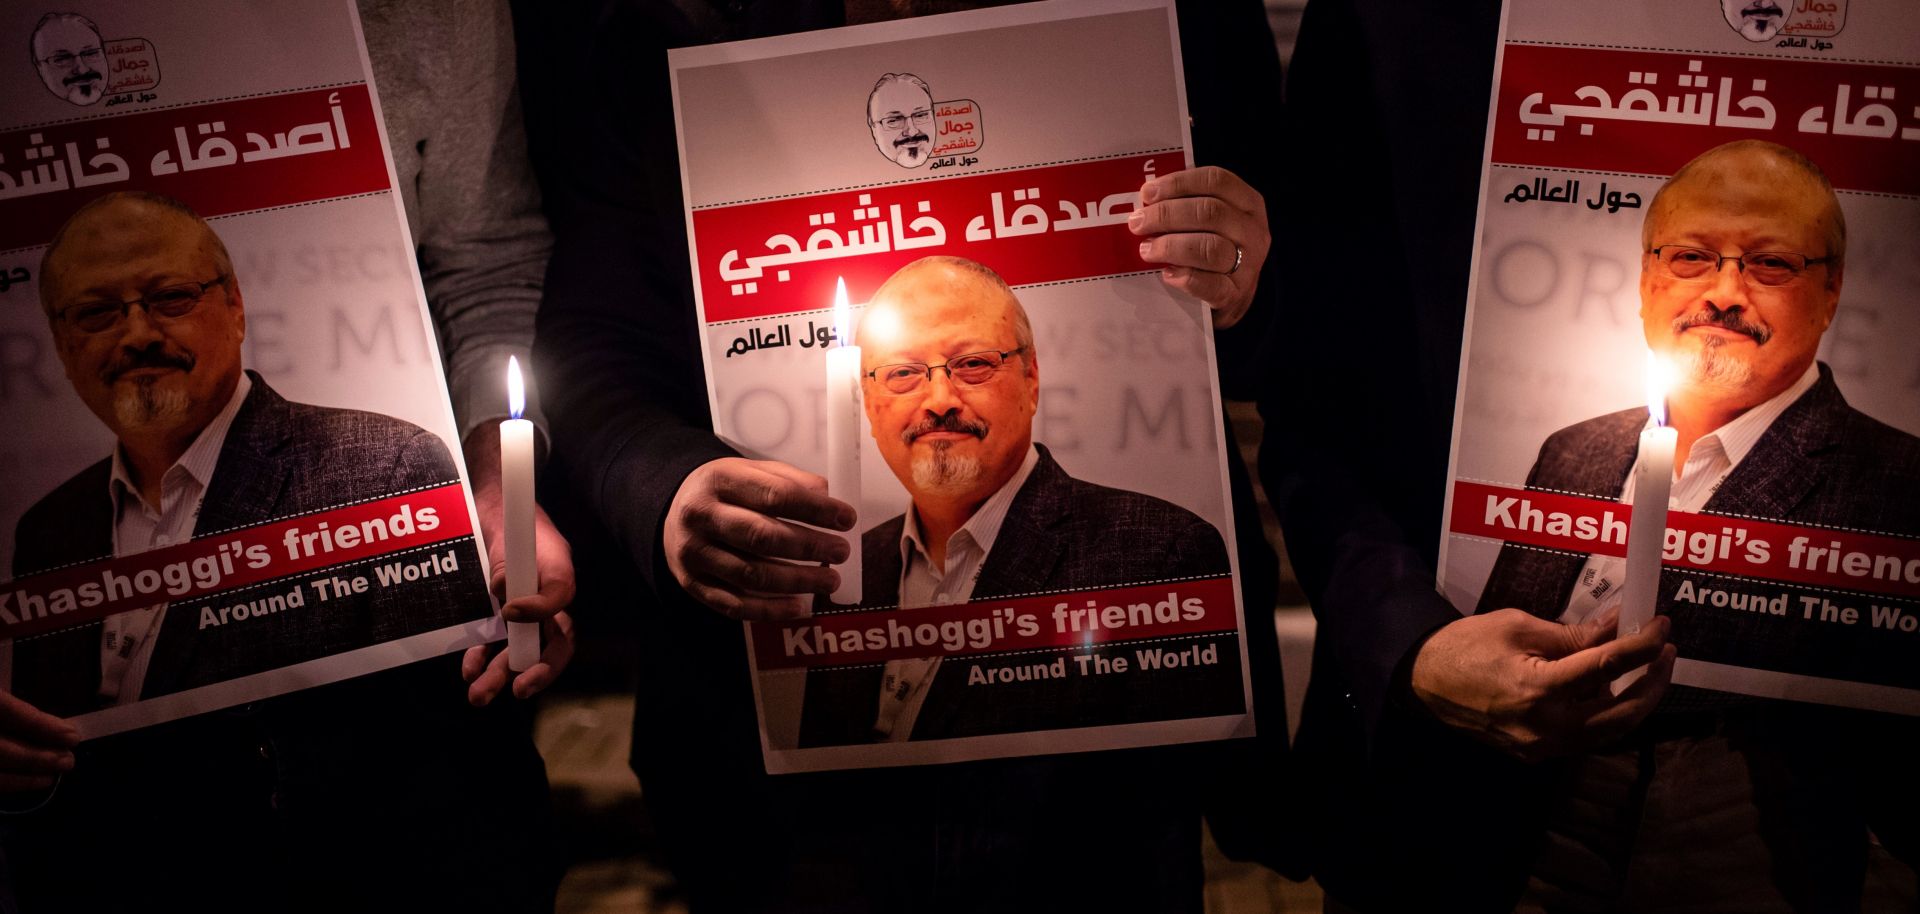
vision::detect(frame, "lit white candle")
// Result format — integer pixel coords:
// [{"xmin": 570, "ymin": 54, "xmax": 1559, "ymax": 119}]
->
[
  {"xmin": 824, "ymin": 278, "xmax": 863, "ymax": 605},
  {"xmin": 502, "ymin": 356, "xmax": 541, "ymax": 671},
  {"xmin": 1621, "ymin": 353, "xmax": 1676, "ymax": 634},
  {"xmin": 1615, "ymin": 354, "xmax": 1674, "ymax": 692}
]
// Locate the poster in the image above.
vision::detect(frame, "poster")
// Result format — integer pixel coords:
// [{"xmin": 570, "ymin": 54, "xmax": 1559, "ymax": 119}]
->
[
  {"xmin": 0, "ymin": 1, "xmax": 498, "ymax": 737},
  {"xmin": 670, "ymin": 0, "xmax": 1254, "ymax": 772},
  {"xmin": 1441, "ymin": 0, "xmax": 1920, "ymax": 713}
]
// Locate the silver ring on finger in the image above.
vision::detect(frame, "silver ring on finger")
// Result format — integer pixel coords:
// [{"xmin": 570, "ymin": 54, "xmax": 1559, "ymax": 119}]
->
[{"xmin": 1225, "ymin": 244, "xmax": 1244, "ymax": 276}]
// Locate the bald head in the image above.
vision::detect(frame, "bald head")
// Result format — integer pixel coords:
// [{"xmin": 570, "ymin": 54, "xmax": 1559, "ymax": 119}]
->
[
  {"xmin": 1643, "ymin": 140, "xmax": 1846, "ymax": 278},
  {"xmin": 41, "ymin": 192, "xmax": 235, "ymax": 314},
  {"xmin": 859, "ymin": 256, "xmax": 1034, "ymax": 355}
]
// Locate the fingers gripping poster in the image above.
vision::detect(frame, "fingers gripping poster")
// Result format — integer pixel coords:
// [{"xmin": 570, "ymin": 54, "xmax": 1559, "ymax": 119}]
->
[
  {"xmin": 670, "ymin": 0, "xmax": 1255, "ymax": 772},
  {"xmin": 1442, "ymin": 0, "xmax": 1920, "ymax": 714}
]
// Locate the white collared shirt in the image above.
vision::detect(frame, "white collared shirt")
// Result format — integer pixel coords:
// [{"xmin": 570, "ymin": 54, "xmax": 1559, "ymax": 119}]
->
[
  {"xmin": 870, "ymin": 444, "xmax": 1041, "ymax": 741},
  {"xmin": 1560, "ymin": 363, "xmax": 1820, "ymax": 623},
  {"xmin": 99, "ymin": 373, "xmax": 252, "ymax": 703}
]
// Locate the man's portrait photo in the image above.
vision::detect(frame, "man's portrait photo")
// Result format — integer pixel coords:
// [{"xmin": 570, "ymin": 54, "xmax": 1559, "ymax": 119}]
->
[
  {"xmin": 30, "ymin": 11, "xmax": 107, "ymax": 106},
  {"xmin": 796, "ymin": 256, "xmax": 1240, "ymax": 747},
  {"xmin": 7, "ymin": 191, "xmax": 488, "ymax": 718},
  {"xmin": 1720, "ymin": 0, "xmax": 1788, "ymax": 42},
  {"xmin": 866, "ymin": 72, "xmax": 934, "ymax": 168},
  {"xmin": 1479, "ymin": 140, "xmax": 1920, "ymax": 638}
]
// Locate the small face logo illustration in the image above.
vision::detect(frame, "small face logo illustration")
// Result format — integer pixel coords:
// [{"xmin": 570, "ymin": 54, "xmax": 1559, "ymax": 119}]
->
[
  {"xmin": 868, "ymin": 73, "xmax": 935, "ymax": 168},
  {"xmin": 1721, "ymin": 0, "xmax": 1788, "ymax": 41},
  {"xmin": 31, "ymin": 12, "xmax": 107, "ymax": 105}
]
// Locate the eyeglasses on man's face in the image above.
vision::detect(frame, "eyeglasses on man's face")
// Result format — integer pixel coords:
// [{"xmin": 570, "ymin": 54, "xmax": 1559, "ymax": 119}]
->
[
  {"xmin": 1648, "ymin": 245, "xmax": 1832, "ymax": 287},
  {"xmin": 56, "ymin": 275, "xmax": 229, "ymax": 335},
  {"xmin": 39, "ymin": 46, "xmax": 105, "ymax": 69},
  {"xmin": 865, "ymin": 347, "xmax": 1025, "ymax": 396},
  {"xmin": 873, "ymin": 109, "xmax": 934, "ymax": 132}
]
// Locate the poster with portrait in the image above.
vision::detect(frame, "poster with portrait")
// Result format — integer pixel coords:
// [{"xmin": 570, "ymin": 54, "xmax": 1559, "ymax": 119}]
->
[
  {"xmin": 670, "ymin": 0, "xmax": 1254, "ymax": 773},
  {"xmin": 1440, "ymin": 0, "xmax": 1920, "ymax": 713},
  {"xmin": 0, "ymin": 1, "xmax": 499, "ymax": 737}
]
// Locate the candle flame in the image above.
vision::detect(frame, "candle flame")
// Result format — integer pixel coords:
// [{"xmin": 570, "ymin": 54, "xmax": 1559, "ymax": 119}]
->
[
  {"xmin": 507, "ymin": 355, "xmax": 526, "ymax": 420},
  {"xmin": 1645, "ymin": 351, "xmax": 1671, "ymax": 427},
  {"xmin": 832, "ymin": 277, "xmax": 852, "ymax": 347}
]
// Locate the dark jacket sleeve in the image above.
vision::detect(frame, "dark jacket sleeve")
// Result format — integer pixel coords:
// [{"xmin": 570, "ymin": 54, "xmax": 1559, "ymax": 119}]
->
[
  {"xmin": 516, "ymin": 2, "xmax": 742, "ymax": 599},
  {"xmin": 1151, "ymin": 0, "xmax": 1305, "ymax": 874},
  {"xmin": 362, "ymin": 0, "xmax": 555, "ymax": 443},
  {"xmin": 1255, "ymin": 0, "xmax": 1499, "ymax": 751},
  {"xmin": 1177, "ymin": 0, "xmax": 1286, "ymax": 401}
]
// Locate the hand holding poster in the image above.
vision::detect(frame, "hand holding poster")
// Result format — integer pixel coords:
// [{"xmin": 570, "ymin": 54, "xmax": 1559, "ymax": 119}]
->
[
  {"xmin": 0, "ymin": 1, "xmax": 499, "ymax": 737},
  {"xmin": 670, "ymin": 0, "xmax": 1255, "ymax": 772},
  {"xmin": 1442, "ymin": 1, "xmax": 1920, "ymax": 713}
]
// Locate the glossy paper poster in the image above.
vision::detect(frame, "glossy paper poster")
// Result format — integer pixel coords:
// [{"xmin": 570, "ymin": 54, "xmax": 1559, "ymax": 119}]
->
[
  {"xmin": 671, "ymin": 0, "xmax": 1253, "ymax": 772},
  {"xmin": 1441, "ymin": 1, "xmax": 1920, "ymax": 713},
  {"xmin": 0, "ymin": 1, "xmax": 497, "ymax": 736}
]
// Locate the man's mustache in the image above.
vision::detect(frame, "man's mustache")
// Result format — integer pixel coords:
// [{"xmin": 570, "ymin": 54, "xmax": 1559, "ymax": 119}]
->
[
  {"xmin": 902, "ymin": 412, "xmax": 988, "ymax": 444},
  {"xmin": 103, "ymin": 345, "xmax": 195, "ymax": 382},
  {"xmin": 1674, "ymin": 307, "xmax": 1771, "ymax": 344},
  {"xmin": 894, "ymin": 132, "xmax": 929, "ymax": 149},
  {"xmin": 1742, "ymin": 1, "xmax": 1782, "ymax": 17},
  {"xmin": 64, "ymin": 70, "xmax": 101, "ymax": 87}
]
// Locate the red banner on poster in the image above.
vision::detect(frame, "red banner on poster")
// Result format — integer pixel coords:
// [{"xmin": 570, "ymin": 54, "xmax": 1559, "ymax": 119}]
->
[
  {"xmin": 750, "ymin": 574, "xmax": 1238, "ymax": 670},
  {"xmin": 0, "ymin": 84, "xmax": 390, "ymax": 251},
  {"xmin": 1450, "ymin": 480, "xmax": 1920, "ymax": 598},
  {"xmin": 1491, "ymin": 44, "xmax": 1920, "ymax": 196},
  {"xmin": 0, "ymin": 483, "xmax": 473, "ymax": 641},
  {"xmin": 692, "ymin": 151, "xmax": 1184, "ymax": 322}
]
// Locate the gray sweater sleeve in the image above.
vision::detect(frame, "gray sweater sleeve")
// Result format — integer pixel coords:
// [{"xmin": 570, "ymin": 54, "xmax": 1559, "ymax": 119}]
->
[{"xmin": 359, "ymin": 0, "xmax": 552, "ymax": 446}]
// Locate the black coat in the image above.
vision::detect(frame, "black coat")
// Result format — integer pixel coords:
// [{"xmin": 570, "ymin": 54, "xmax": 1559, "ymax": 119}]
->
[{"xmin": 1256, "ymin": 0, "xmax": 1539, "ymax": 909}]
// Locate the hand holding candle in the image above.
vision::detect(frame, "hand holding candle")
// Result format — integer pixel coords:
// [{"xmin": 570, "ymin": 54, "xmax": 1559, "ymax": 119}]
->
[
  {"xmin": 501, "ymin": 356, "xmax": 541, "ymax": 671},
  {"xmin": 823, "ymin": 278, "xmax": 863, "ymax": 605}
]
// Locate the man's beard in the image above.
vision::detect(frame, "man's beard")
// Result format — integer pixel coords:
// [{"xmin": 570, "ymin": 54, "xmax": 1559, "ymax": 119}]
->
[
  {"xmin": 903, "ymin": 412, "xmax": 989, "ymax": 494},
  {"xmin": 893, "ymin": 133, "xmax": 930, "ymax": 164},
  {"xmin": 910, "ymin": 441, "xmax": 983, "ymax": 494},
  {"xmin": 113, "ymin": 377, "xmax": 190, "ymax": 430},
  {"xmin": 1673, "ymin": 339, "xmax": 1756, "ymax": 393},
  {"xmin": 1738, "ymin": 0, "xmax": 1784, "ymax": 38},
  {"xmin": 103, "ymin": 345, "xmax": 196, "ymax": 429},
  {"xmin": 65, "ymin": 70, "xmax": 103, "ymax": 102},
  {"xmin": 1670, "ymin": 306, "xmax": 1768, "ymax": 393}
]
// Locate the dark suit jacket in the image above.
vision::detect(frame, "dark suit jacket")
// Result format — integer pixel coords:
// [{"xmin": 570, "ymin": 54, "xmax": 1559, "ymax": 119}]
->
[
  {"xmin": 1480, "ymin": 364, "xmax": 1920, "ymax": 655},
  {"xmin": 798, "ymin": 445, "xmax": 1238, "ymax": 746},
  {"xmin": 1467, "ymin": 365, "xmax": 1920, "ymax": 898},
  {"xmin": 2, "ymin": 373, "xmax": 556, "ymax": 913},
  {"xmin": 10, "ymin": 371, "xmax": 488, "ymax": 717}
]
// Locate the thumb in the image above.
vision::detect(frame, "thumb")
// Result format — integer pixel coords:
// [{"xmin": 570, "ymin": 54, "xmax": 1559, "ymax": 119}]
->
[
  {"xmin": 1548, "ymin": 615, "xmax": 1671, "ymax": 694},
  {"xmin": 1567, "ymin": 603, "xmax": 1622, "ymax": 652},
  {"xmin": 754, "ymin": 459, "xmax": 831, "ymax": 494}
]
